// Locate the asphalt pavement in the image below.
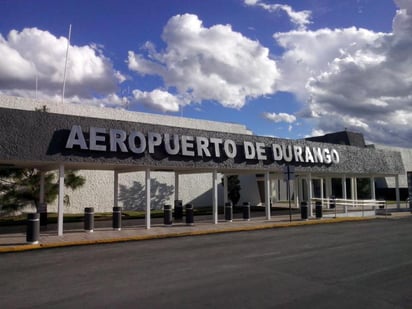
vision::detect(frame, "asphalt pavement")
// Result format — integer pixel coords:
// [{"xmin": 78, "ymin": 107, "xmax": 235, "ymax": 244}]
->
[
  {"xmin": 0, "ymin": 216, "xmax": 411, "ymax": 308},
  {"xmin": 0, "ymin": 211, "xmax": 377, "ymax": 252}
]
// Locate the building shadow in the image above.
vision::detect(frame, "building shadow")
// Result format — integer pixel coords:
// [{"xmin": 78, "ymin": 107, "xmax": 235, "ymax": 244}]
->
[{"xmin": 119, "ymin": 180, "xmax": 174, "ymax": 210}]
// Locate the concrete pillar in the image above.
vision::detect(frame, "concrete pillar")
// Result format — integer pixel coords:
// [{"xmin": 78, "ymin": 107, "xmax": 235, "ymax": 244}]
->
[
  {"xmin": 114, "ymin": 171, "xmax": 119, "ymax": 208},
  {"xmin": 277, "ymin": 178, "xmax": 281, "ymax": 201},
  {"xmin": 223, "ymin": 174, "xmax": 228, "ymax": 216},
  {"xmin": 145, "ymin": 168, "xmax": 151, "ymax": 229},
  {"xmin": 175, "ymin": 172, "xmax": 179, "ymax": 202},
  {"xmin": 307, "ymin": 174, "xmax": 313, "ymax": 217},
  {"xmin": 212, "ymin": 170, "xmax": 219, "ymax": 224},
  {"xmin": 370, "ymin": 177, "xmax": 376, "ymax": 200},
  {"xmin": 265, "ymin": 171, "xmax": 271, "ymax": 220},
  {"xmin": 298, "ymin": 177, "xmax": 304, "ymax": 203},
  {"xmin": 325, "ymin": 177, "xmax": 332, "ymax": 198},
  {"xmin": 395, "ymin": 175, "xmax": 400, "ymax": 208},
  {"xmin": 320, "ymin": 178, "xmax": 324, "ymax": 205},
  {"xmin": 342, "ymin": 176, "xmax": 347, "ymax": 200},
  {"xmin": 350, "ymin": 177, "xmax": 357, "ymax": 207},
  {"xmin": 58, "ymin": 165, "xmax": 64, "ymax": 236},
  {"xmin": 294, "ymin": 177, "xmax": 299, "ymax": 207}
]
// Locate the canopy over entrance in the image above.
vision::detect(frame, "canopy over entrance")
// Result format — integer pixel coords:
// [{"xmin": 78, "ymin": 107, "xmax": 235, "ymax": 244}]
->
[{"xmin": 0, "ymin": 97, "xmax": 405, "ymax": 235}]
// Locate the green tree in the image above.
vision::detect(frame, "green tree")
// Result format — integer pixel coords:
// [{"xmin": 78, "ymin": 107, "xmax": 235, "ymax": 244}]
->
[
  {"xmin": 222, "ymin": 175, "xmax": 241, "ymax": 206},
  {"xmin": 0, "ymin": 168, "xmax": 85, "ymax": 214}
]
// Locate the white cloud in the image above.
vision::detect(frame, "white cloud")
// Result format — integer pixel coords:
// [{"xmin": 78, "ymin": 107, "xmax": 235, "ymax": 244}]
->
[
  {"xmin": 244, "ymin": 0, "xmax": 311, "ymax": 30},
  {"xmin": 272, "ymin": 0, "xmax": 412, "ymax": 147},
  {"xmin": 128, "ymin": 14, "xmax": 280, "ymax": 110},
  {"xmin": 274, "ymin": 27, "xmax": 383, "ymax": 100},
  {"xmin": 0, "ymin": 27, "xmax": 126, "ymax": 105},
  {"xmin": 132, "ymin": 89, "xmax": 181, "ymax": 112},
  {"xmin": 263, "ymin": 112, "xmax": 296, "ymax": 123}
]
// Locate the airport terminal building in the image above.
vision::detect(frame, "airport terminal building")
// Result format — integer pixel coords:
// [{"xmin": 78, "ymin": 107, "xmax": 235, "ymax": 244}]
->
[{"xmin": 0, "ymin": 95, "xmax": 410, "ymax": 234}]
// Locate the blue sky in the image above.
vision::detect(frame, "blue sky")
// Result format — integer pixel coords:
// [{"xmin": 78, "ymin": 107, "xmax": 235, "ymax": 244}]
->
[{"xmin": 1, "ymin": 0, "xmax": 411, "ymax": 146}]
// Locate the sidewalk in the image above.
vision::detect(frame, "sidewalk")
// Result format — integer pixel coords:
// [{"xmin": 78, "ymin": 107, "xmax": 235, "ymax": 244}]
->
[{"xmin": 1, "ymin": 212, "xmax": 404, "ymax": 253}]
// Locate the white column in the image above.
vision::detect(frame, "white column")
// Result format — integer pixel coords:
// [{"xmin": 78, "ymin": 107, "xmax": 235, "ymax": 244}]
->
[
  {"xmin": 265, "ymin": 171, "xmax": 271, "ymax": 220},
  {"xmin": 342, "ymin": 176, "xmax": 347, "ymax": 200},
  {"xmin": 307, "ymin": 174, "xmax": 313, "ymax": 217},
  {"xmin": 39, "ymin": 171, "xmax": 45, "ymax": 207},
  {"xmin": 175, "ymin": 172, "xmax": 179, "ymax": 202},
  {"xmin": 114, "ymin": 171, "xmax": 119, "ymax": 208},
  {"xmin": 223, "ymin": 174, "xmax": 228, "ymax": 216},
  {"xmin": 320, "ymin": 178, "xmax": 324, "ymax": 205},
  {"xmin": 370, "ymin": 177, "xmax": 376, "ymax": 200},
  {"xmin": 278, "ymin": 178, "xmax": 281, "ymax": 201},
  {"xmin": 58, "ymin": 165, "xmax": 64, "ymax": 236},
  {"xmin": 395, "ymin": 175, "xmax": 400, "ymax": 208},
  {"xmin": 350, "ymin": 177, "xmax": 355, "ymax": 206},
  {"xmin": 294, "ymin": 177, "xmax": 299, "ymax": 207},
  {"xmin": 212, "ymin": 170, "xmax": 218, "ymax": 224},
  {"xmin": 354, "ymin": 177, "xmax": 358, "ymax": 205},
  {"xmin": 145, "ymin": 168, "xmax": 151, "ymax": 229},
  {"xmin": 325, "ymin": 177, "xmax": 332, "ymax": 198}
]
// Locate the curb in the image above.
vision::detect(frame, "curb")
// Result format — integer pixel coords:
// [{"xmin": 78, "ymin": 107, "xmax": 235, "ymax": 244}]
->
[{"xmin": 0, "ymin": 217, "xmax": 375, "ymax": 253}]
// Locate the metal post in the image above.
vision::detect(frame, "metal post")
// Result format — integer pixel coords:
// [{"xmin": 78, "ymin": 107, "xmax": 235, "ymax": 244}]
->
[
  {"xmin": 300, "ymin": 201, "xmax": 308, "ymax": 220},
  {"xmin": 225, "ymin": 202, "xmax": 233, "ymax": 222},
  {"xmin": 112, "ymin": 206, "xmax": 122, "ymax": 230},
  {"xmin": 84, "ymin": 207, "xmax": 94, "ymax": 232},
  {"xmin": 145, "ymin": 168, "xmax": 151, "ymax": 229},
  {"xmin": 58, "ymin": 165, "xmax": 64, "ymax": 236},
  {"xmin": 174, "ymin": 200, "xmax": 183, "ymax": 220},
  {"xmin": 185, "ymin": 203, "xmax": 194, "ymax": 226},
  {"xmin": 243, "ymin": 202, "xmax": 251, "ymax": 221},
  {"xmin": 163, "ymin": 204, "xmax": 172, "ymax": 226},
  {"xmin": 26, "ymin": 213, "xmax": 40, "ymax": 244},
  {"xmin": 315, "ymin": 201, "xmax": 322, "ymax": 219}
]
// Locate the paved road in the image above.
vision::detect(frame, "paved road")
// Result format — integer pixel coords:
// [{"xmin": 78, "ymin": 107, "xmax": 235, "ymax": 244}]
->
[{"xmin": 1, "ymin": 217, "xmax": 411, "ymax": 308}]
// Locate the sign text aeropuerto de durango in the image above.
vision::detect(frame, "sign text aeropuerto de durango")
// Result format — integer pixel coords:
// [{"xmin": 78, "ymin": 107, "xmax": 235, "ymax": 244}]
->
[{"xmin": 65, "ymin": 125, "xmax": 340, "ymax": 165}]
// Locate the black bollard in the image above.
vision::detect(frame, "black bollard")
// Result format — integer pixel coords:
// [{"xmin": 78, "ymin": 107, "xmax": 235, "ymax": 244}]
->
[
  {"xmin": 329, "ymin": 196, "xmax": 336, "ymax": 209},
  {"xmin": 174, "ymin": 200, "xmax": 183, "ymax": 221},
  {"xmin": 84, "ymin": 207, "xmax": 94, "ymax": 232},
  {"xmin": 315, "ymin": 201, "xmax": 322, "ymax": 219},
  {"xmin": 225, "ymin": 202, "xmax": 233, "ymax": 222},
  {"xmin": 185, "ymin": 203, "xmax": 194, "ymax": 226},
  {"xmin": 38, "ymin": 202, "xmax": 48, "ymax": 227},
  {"xmin": 26, "ymin": 213, "xmax": 40, "ymax": 244},
  {"xmin": 164, "ymin": 204, "xmax": 173, "ymax": 226},
  {"xmin": 301, "ymin": 201, "xmax": 308, "ymax": 220},
  {"xmin": 243, "ymin": 202, "xmax": 251, "ymax": 221},
  {"xmin": 112, "ymin": 206, "xmax": 122, "ymax": 231}
]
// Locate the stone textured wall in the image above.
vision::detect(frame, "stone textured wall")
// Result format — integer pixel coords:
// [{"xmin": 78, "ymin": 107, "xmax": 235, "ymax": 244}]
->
[
  {"xmin": 0, "ymin": 107, "xmax": 404, "ymax": 175},
  {"xmin": 375, "ymin": 144, "xmax": 412, "ymax": 188},
  {"xmin": 0, "ymin": 95, "xmax": 407, "ymax": 213}
]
